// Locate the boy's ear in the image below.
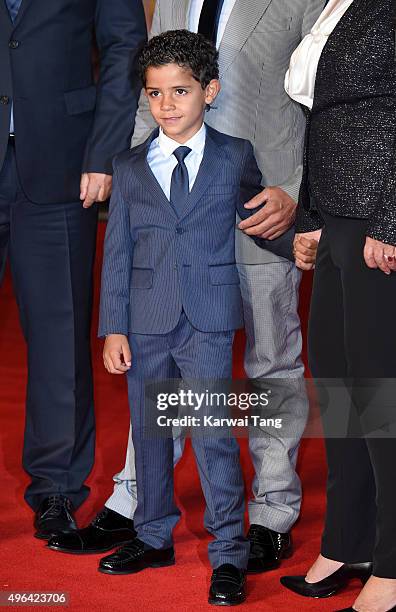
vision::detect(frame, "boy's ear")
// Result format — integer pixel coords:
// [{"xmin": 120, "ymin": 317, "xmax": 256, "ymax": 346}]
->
[{"xmin": 205, "ymin": 79, "xmax": 221, "ymax": 105}]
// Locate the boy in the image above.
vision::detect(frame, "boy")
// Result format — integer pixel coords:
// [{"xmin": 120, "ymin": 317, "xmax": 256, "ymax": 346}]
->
[{"xmin": 98, "ymin": 30, "xmax": 292, "ymax": 606}]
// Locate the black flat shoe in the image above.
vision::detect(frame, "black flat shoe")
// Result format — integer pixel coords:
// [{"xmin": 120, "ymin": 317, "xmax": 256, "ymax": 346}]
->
[
  {"xmin": 34, "ymin": 495, "xmax": 77, "ymax": 540},
  {"xmin": 98, "ymin": 537, "xmax": 175, "ymax": 575},
  {"xmin": 47, "ymin": 507, "xmax": 136, "ymax": 554},
  {"xmin": 208, "ymin": 564, "xmax": 246, "ymax": 606},
  {"xmin": 280, "ymin": 562, "xmax": 372, "ymax": 598},
  {"xmin": 247, "ymin": 524, "xmax": 292, "ymax": 573}
]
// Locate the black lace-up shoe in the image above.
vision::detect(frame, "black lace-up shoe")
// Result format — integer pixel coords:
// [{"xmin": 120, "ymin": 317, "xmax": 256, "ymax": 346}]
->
[
  {"xmin": 208, "ymin": 564, "xmax": 246, "ymax": 606},
  {"xmin": 47, "ymin": 507, "xmax": 136, "ymax": 554},
  {"xmin": 34, "ymin": 495, "xmax": 77, "ymax": 540},
  {"xmin": 247, "ymin": 524, "xmax": 293, "ymax": 573},
  {"xmin": 98, "ymin": 537, "xmax": 175, "ymax": 575}
]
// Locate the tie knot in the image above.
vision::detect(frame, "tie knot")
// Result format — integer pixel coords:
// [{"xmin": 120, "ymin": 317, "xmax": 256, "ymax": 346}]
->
[{"xmin": 173, "ymin": 146, "xmax": 191, "ymax": 164}]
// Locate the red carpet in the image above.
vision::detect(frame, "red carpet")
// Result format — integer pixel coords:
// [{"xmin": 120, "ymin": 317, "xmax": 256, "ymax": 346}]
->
[{"xmin": 0, "ymin": 223, "xmax": 360, "ymax": 611}]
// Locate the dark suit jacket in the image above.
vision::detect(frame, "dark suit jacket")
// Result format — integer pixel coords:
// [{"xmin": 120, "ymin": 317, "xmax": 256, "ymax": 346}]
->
[
  {"xmin": 98, "ymin": 125, "xmax": 293, "ymax": 337},
  {"xmin": 0, "ymin": 0, "xmax": 147, "ymax": 204},
  {"xmin": 296, "ymin": 0, "xmax": 396, "ymax": 244}
]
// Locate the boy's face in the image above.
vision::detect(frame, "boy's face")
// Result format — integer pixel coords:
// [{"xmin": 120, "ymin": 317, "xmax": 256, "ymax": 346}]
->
[{"xmin": 144, "ymin": 63, "xmax": 220, "ymax": 143}]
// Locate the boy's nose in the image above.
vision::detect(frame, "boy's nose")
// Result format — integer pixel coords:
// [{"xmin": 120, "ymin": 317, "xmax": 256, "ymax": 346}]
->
[{"xmin": 161, "ymin": 96, "xmax": 176, "ymax": 110}]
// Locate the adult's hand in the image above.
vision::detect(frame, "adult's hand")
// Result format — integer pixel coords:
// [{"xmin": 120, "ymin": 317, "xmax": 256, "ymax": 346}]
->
[
  {"xmin": 293, "ymin": 230, "xmax": 322, "ymax": 271},
  {"xmin": 103, "ymin": 334, "xmax": 132, "ymax": 374},
  {"xmin": 364, "ymin": 237, "xmax": 396, "ymax": 275},
  {"xmin": 80, "ymin": 172, "xmax": 112, "ymax": 208},
  {"xmin": 238, "ymin": 187, "xmax": 297, "ymax": 240}
]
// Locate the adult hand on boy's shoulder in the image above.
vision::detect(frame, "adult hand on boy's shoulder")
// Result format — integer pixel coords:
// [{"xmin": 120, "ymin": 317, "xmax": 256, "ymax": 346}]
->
[
  {"xmin": 239, "ymin": 187, "xmax": 297, "ymax": 241},
  {"xmin": 80, "ymin": 173, "xmax": 112, "ymax": 209},
  {"xmin": 103, "ymin": 334, "xmax": 132, "ymax": 374}
]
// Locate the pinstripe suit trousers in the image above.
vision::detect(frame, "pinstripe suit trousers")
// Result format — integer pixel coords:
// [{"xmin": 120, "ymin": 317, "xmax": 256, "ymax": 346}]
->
[{"xmin": 126, "ymin": 311, "xmax": 249, "ymax": 569}]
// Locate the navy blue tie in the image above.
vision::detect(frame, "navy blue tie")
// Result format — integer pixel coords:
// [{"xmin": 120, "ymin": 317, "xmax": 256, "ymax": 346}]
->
[
  {"xmin": 198, "ymin": 0, "xmax": 226, "ymax": 44},
  {"xmin": 170, "ymin": 147, "xmax": 191, "ymax": 218},
  {"xmin": 5, "ymin": 0, "xmax": 22, "ymax": 22}
]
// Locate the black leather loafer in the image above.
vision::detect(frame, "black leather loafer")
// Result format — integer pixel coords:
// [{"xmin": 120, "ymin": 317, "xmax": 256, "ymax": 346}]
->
[
  {"xmin": 247, "ymin": 524, "xmax": 292, "ymax": 573},
  {"xmin": 47, "ymin": 507, "xmax": 136, "ymax": 554},
  {"xmin": 280, "ymin": 562, "xmax": 372, "ymax": 598},
  {"xmin": 34, "ymin": 495, "xmax": 77, "ymax": 540},
  {"xmin": 208, "ymin": 564, "xmax": 246, "ymax": 606},
  {"xmin": 98, "ymin": 537, "xmax": 175, "ymax": 575}
]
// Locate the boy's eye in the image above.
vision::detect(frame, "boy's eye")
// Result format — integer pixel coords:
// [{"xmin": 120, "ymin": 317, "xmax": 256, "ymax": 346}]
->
[
  {"xmin": 175, "ymin": 89, "xmax": 188, "ymax": 95},
  {"xmin": 149, "ymin": 91, "xmax": 161, "ymax": 97}
]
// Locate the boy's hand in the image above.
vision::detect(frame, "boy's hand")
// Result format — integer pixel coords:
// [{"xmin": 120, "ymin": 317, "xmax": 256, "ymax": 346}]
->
[
  {"xmin": 239, "ymin": 187, "xmax": 297, "ymax": 240},
  {"xmin": 103, "ymin": 334, "xmax": 132, "ymax": 374}
]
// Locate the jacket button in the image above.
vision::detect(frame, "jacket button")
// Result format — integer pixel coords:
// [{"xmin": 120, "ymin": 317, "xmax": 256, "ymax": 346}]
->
[
  {"xmin": 0, "ymin": 95, "xmax": 9, "ymax": 105},
  {"xmin": 176, "ymin": 228, "xmax": 184, "ymax": 234},
  {"xmin": 9, "ymin": 40, "xmax": 20, "ymax": 49}
]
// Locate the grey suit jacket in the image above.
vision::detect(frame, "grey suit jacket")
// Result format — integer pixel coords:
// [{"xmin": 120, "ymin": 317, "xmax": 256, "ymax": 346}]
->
[{"xmin": 132, "ymin": 0, "xmax": 324, "ymax": 263}]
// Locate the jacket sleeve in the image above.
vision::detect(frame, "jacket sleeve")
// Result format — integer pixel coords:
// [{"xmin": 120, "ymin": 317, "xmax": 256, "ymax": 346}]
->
[
  {"xmin": 237, "ymin": 140, "xmax": 295, "ymax": 261},
  {"xmin": 366, "ymin": 135, "xmax": 396, "ymax": 245},
  {"xmin": 98, "ymin": 162, "xmax": 134, "ymax": 337},
  {"xmin": 132, "ymin": 0, "xmax": 162, "ymax": 147},
  {"xmin": 83, "ymin": 0, "xmax": 147, "ymax": 175},
  {"xmin": 295, "ymin": 202, "xmax": 324, "ymax": 233}
]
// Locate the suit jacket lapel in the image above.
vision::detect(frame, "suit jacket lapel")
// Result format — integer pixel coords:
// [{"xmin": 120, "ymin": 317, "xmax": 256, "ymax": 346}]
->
[
  {"xmin": 12, "ymin": 0, "xmax": 33, "ymax": 27},
  {"xmin": 0, "ymin": 0, "xmax": 13, "ymax": 31},
  {"xmin": 172, "ymin": 0, "xmax": 190, "ymax": 30},
  {"xmin": 218, "ymin": 0, "xmax": 272, "ymax": 77},
  {"xmin": 179, "ymin": 126, "xmax": 223, "ymax": 222},
  {"xmin": 132, "ymin": 130, "xmax": 179, "ymax": 222}
]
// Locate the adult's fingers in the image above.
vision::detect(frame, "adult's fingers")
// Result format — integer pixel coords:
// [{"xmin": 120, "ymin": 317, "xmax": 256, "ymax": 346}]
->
[
  {"xmin": 243, "ymin": 189, "xmax": 269, "ymax": 210},
  {"xmin": 295, "ymin": 257, "xmax": 314, "ymax": 271}
]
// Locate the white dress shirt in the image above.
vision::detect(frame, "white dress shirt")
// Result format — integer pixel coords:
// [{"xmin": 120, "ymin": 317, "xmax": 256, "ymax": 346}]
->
[
  {"xmin": 285, "ymin": 0, "xmax": 354, "ymax": 109},
  {"xmin": 189, "ymin": 0, "xmax": 237, "ymax": 47},
  {"xmin": 147, "ymin": 123, "xmax": 206, "ymax": 201}
]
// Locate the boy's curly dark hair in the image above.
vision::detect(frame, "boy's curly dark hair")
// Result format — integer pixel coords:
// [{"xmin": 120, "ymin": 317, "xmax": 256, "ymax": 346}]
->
[{"xmin": 138, "ymin": 29, "xmax": 219, "ymax": 89}]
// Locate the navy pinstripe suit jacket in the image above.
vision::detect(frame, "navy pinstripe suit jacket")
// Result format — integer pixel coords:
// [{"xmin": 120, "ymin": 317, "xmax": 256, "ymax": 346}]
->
[{"xmin": 99, "ymin": 125, "xmax": 293, "ymax": 336}]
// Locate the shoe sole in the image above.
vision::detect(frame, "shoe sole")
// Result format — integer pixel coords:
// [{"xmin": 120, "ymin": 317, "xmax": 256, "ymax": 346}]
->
[
  {"xmin": 98, "ymin": 558, "xmax": 175, "ymax": 575},
  {"xmin": 246, "ymin": 547, "xmax": 293, "ymax": 574},
  {"xmin": 208, "ymin": 595, "xmax": 247, "ymax": 606},
  {"xmin": 47, "ymin": 539, "xmax": 136, "ymax": 555},
  {"xmin": 34, "ymin": 530, "xmax": 78, "ymax": 541},
  {"xmin": 34, "ymin": 532, "xmax": 52, "ymax": 541}
]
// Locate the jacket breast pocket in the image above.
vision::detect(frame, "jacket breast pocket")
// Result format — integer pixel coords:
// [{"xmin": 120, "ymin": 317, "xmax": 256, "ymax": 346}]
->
[
  {"xmin": 209, "ymin": 264, "xmax": 240, "ymax": 286},
  {"xmin": 64, "ymin": 85, "xmax": 97, "ymax": 115},
  {"xmin": 130, "ymin": 268, "xmax": 153, "ymax": 289},
  {"xmin": 255, "ymin": 16, "xmax": 295, "ymax": 32}
]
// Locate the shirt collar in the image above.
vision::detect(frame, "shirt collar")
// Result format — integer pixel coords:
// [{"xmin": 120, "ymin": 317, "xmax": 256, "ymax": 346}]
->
[{"xmin": 158, "ymin": 123, "xmax": 206, "ymax": 159}]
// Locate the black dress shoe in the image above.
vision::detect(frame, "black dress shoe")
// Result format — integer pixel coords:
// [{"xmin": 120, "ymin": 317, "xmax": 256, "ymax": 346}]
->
[
  {"xmin": 47, "ymin": 507, "xmax": 136, "ymax": 554},
  {"xmin": 208, "ymin": 564, "xmax": 246, "ymax": 606},
  {"xmin": 247, "ymin": 524, "xmax": 292, "ymax": 573},
  {"xmin": 98, "ymin": 537, "xmax": 175, "ymax": 575},
  {"xmin": 34, "ymin": 495, "xmax": 77, "ymax": 540},
  {"xmin": 280, "ymin": 562, "xmax": 372, "ymax": 598}
]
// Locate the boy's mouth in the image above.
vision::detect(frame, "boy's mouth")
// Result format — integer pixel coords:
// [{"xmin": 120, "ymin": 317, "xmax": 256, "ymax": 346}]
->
[{"xmin": 162, "ymin": 116, "xmax": 182, "ymax": 123}]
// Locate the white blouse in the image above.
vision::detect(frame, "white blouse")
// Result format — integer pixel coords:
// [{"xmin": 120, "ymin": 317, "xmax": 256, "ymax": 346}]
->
[{"xmin": 285, "ymin": 0, "xmax": 354, "ymax": 109}]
